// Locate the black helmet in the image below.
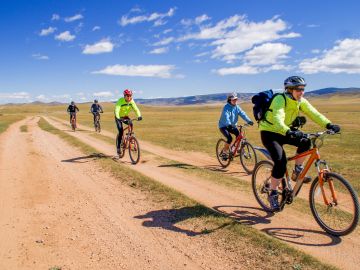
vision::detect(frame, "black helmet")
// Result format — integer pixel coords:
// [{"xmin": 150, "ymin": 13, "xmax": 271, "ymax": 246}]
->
[
  {"xmin": 284, "ymin": 76, "xmax": 306, "ymax": 88},
  {"xmin": 71, "ymin": 101, "xmax": 75, "ymax": 105},
  {"xmin": 94, "ymin": 99, "xmax": 98, "ymax": 103}
]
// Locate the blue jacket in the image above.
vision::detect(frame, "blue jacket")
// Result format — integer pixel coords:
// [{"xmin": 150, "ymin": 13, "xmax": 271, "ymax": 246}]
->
[{"xmin": 218, "ymin": 103, "xmax": 251, "ymax": 128}]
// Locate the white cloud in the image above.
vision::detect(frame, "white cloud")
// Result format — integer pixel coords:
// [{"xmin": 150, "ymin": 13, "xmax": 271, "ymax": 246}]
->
[
  {"xmin": 311, "ymin": 49, "xmax": 321, "ymax": 54},
  {"xmin": 32, "ymin": 53, "xmax": 49, "ymax": 60},
  {"xmin": 163, "ymin": 29, "xmax": 172, "ymax": 34},
  {"xmin": 153, "ymin": 37, "xmax": 175, "ymax": 46},
  {"xmin": 119, "ymin": 7, "xmax": 175, "ymax": 26},
  {"xmin": 39, "ymin": 26, "xmax": 56, "ymax": 36},
  {"xmin": 0, "ymin": 91, "xmax": 30, "ymax": 99},
  {"xmin": 93, "ymin": 91, "xmax": 113, "ymax": 97},
  {"xmin": 82, "ymin": 39, "xmax": 114, "ymax": 54},
  {"xmin": 299, "ymin": 38, "xmax": 360, "ymax": 74},
  {"xmin": 149, "ymin": 47, "xmax": 169, "ymax": 54},
  {"xmin": 92, "ymin": 64, "xmax": 176, "ymax": 78},
  {"xmin": 154, "ymin": 19, "xmax": 167, "ymax": 27},
  {"xmin": 55, "ymin": 31, "xmax": 75, "ymax": 42},
  {"xmin": 64, "ymin": 14, "xmax": 83, "ymax": 22},
  {"xmin": 92, "ymin": 26, "xmax": 101, "ymax": 31},
  {"xmin": 307, "ymin": 24, "xmax": 320, "ymax": 28},
  {"xmin": 244, "ymin": 43, "xmax": 291, "ymax": 66},
  {"xmin": 179, "ymin": 15, "xmax": 299, "ymax": 62},
  {"xmin": 52, "ymin": 14, "xmax": 60, "ymax": 21},
  {"xmin": 35, "ymin": 94, "xmax": 49, "ymax": 101},
  {"xmin": 215, "ymin": 65, "xmax": 260, "ymax": 75},
  {"xmin": 181, "ymin": 14, "xmax": 211, "ymax": 26}
]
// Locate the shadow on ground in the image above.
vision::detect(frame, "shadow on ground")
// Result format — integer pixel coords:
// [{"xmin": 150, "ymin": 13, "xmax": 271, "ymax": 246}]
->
[
  {"xmin": 61, "ymin": 153, "xmax": 111, "ymax": 163},
  {"xmin": 262, "ymin": 227, "xmax": 342, "ymax": 246},
  {"xmin": 213, "ymin": 205, "xmax": 274, "ymax": 226},
  {"xmin": 135, "ymin": 205, "xmax": 232, "ymax": 236}
]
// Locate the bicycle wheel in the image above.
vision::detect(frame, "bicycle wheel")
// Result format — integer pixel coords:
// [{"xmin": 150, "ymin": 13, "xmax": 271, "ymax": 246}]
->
[
  {"xmin": 216, "ymin": 139, "xmax": 231, "ymax": 168},
  {"xmin": 97, "ymin": 121, "xmax": 101, "ymax": 133},
  {"xmin": 309, "ymin": 172, "xmax": 359, "ymax": 236},
  {"xmin": 252, "ymin": 160, "xmax": 283, "ymax": 212},
  {"xmin": 71, "ymin": 119, "xmax": 76, "ymax": 131},
  {"xmin": 128, "ymin": 136, "xmax": 140, "ymax": 164},
  {"xmin": 116, "ymin": 135, "xmax": 126, "ymax": 158},
  {"xmin": 239, "ymin": 141, "xmax": 257, "ymax": 174}
]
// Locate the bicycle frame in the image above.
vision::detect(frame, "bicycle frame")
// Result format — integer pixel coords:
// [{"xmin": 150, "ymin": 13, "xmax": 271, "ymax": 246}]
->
[
  {"xmin": 120, "ymin": 119, "xmax": 135, "ymax": 148},
  {"xmin": 230, "ymin": 125, "xmax": 247, "ymax": 156},
  {"xmin": 282, "ymin": 133, "xmax": 336, "ymax": 206}
]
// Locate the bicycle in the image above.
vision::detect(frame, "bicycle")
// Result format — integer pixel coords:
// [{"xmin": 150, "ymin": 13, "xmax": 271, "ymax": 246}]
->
[
  {"xmin": 116, "ymin": 118, "xmax": 140, "ymax": 164},
  {"xmin": 216, "ymin": 124, "xmax": 257, "ymax": 174},
  {"xmin": 252, "ymin": 130, "xmax": 359, "ymax": 236},
  {"xmin": 92, "ymin": 112, "xmax": 102, "ymax": 132},
  {"xmin": 70, "ymin": 113, "xmax": 76, "ymax": 131}
]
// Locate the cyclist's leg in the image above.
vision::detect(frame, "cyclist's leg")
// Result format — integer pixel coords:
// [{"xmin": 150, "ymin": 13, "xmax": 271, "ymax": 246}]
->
[
  {"xmin": 219, "ymin": 127, "xmax": 233, "ymax": 151},
  {"xmin": 287, "ymin": 136, "xmax": 311, "ymax": 165},
  {"xmin": 93, "ymin": 113, "xmax": 96, "ymax": 123},
  {"xmin": 260, "ymin": 131, "xmax": 287, "ymax": 188},
  {"xmin": 115, "ymin": 117, "xmax": 124, "ymax": 151}
]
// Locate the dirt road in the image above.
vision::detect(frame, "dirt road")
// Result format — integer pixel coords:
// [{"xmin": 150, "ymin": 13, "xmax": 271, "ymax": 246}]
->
[
  {"xmin": 47, "ymin": 116, "xmax": 360, "ymax": 270},
  {"xmin": 0, "ymin": 117, "xmax": 256, "ymax": 270}
]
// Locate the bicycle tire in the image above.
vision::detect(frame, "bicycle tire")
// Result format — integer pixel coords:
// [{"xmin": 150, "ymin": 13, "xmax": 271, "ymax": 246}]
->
[
  {"xmin": 128, "ymin": 136, "xmax": 140, "ymax": 164},
  {"xmin": 71, "ymin": 119, "xmax": 76, "ymax": 131},
  {"xmin": 309, "ymin": 172, "xmax": 359, "ymax": 236},
  {"xmin": 239, "ymin": 141, "xmax": 257, "ymax": 174},
  {"xmin": 216, "ymin": 139, "xmax": 231, "ymax": 168},
  {"xmin": 252, "ymin": 160, "xmax": 283, "ymax": 213}
]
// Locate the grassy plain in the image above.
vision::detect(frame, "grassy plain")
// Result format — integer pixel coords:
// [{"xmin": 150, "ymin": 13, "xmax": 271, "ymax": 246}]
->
[{"xmin": 1, "ymin": 94, "xmax": 359, "ymax": 192}]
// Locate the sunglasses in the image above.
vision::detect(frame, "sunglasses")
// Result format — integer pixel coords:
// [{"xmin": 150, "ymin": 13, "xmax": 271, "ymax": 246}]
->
[
  {"xmin": 124, "ymin": 94, "xmax": 132, "ymax": 97},
  {"xmin": 293, "ymin": 87, "xmax": 305, "ymax": 92}
]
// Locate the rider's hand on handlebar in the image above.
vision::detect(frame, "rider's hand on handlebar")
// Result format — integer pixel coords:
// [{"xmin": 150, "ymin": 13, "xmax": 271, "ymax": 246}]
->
[
  {"xmin": 286, "ymin": 129, "xmax": 304, "ymax": 140},
  {"xmin": 247, "ymin": 120, "xmax": 254, "ymax": 126},
  {"xmin": 137, "ymin": 116, "xmax": 143, "ymax": 121},
  {"xmin": 326, "ymin": 123, "xmax": 341, "ymax": 133}
]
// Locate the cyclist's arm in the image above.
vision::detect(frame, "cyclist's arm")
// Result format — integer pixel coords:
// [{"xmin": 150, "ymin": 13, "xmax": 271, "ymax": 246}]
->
[
  {"xmin": 99, "ymin": 105, "xmax": 104, "ymax": 113},
  {"xmin": 75, "ymin": 106, "xmax": 79, "ymax": 112},
  {"xmin": 236, "ymin": 105, "xmax": 251, "ymax": 123},
  {"xmin": 67, "ymin": 106, "xmax": 70, "ymax": 113},
  {"xmin": 300, "ymin": 98, "xmax": 331, "ymax": 128},
  {"xmin": 271, "ymin": 95, "xmax": 289, "ymax": 135},
  {"xmin": 130, "ymin": 100, "xmax": 141, "ymax": 118}
]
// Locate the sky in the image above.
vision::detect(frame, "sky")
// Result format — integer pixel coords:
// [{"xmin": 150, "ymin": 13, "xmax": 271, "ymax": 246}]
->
[{"xmin": 1, "ymin": 0, "xmax": 360, "ymax": 104}]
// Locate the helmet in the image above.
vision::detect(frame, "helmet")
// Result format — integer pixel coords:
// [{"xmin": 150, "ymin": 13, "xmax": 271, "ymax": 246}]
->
[
  {"xmin": 123, "ymin": 89, "xmax": 133, "ymax": 96},
  {"xmin": 94, "ymin": 99, "xmax": 98, "ymax": 103},
  {"xmin": 227, "ymin": 92, "xmax": 238, "ymax": 101},
  {"xmin": 284, "ymin": 76, "xmax": 307, "ymax": 88},
  {"xmin": 71, "ymin": 101, "xmax": 75, "ymax": 105}
]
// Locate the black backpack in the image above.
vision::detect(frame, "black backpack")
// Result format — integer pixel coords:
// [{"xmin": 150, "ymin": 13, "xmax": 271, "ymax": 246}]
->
[{"xmin": 251, "ymin": 89, "xmax": 286, "ymax": 123}]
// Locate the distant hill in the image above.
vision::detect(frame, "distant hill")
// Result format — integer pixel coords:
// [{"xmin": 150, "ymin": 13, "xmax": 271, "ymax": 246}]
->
[{"xmin": 136, "ymin": 87, "xmax": 360, "ymax": 106}]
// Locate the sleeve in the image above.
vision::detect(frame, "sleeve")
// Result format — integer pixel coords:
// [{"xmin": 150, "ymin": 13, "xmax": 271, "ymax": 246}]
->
[
  {"xmin": 223, "ymin": 106, "xmax": 232, "ymax": 127},
  {"xmin": 114, "ymin": 99, "xmax": 121, "ymax": 119},
  {"xmin": 237, "ymin": 105, "xmax": 251, "ymax": 123},
  {"xmin": 271, "ymin": 95, "xmax": 290, "ymax": 135},
  {"xmin": 99, "ymin": 105, "xmax": 103, "ymax": 112},
  {"xmin": 76, "ymin": 106, "xmax": 79, "ymax": 112},
  {"xmin": 67, "ymin": 106, "xmax": 70, "ymax": 112},
  {"xmin": 131, "ymin": 100, "xmax": 141, "ymax": 117},
  {"xmin": 90, "ymin": 105, "xmax": 93, "ymax": 113},
  {"xmin": 300, "ymin": 98, "xmax": 331, "ymax": 128}
]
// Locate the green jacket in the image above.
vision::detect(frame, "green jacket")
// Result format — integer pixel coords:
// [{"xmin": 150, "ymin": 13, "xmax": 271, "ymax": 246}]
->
[
  {"xmin": 259, "ymin": 93, "xmax": 331, "ymax": 135},
  {"xmin": 114, "ymin": 97, "xmax": 141, "ymax": 119}
]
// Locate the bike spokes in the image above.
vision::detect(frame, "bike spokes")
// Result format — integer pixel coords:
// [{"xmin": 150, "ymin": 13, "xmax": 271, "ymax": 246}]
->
[
  {"xmin": 129, "ymin": 137, "xmax": 140, "ymax": 164},
  {"xmin": 239, "ymin": 142, "xmax": 257, "ymax": 174},
  {"xmin": 310, "ymin": 173, "xmax": 359, "ymax": 236},
  {"xmin": 216, "ymin": 139, "xmax": 231, "ymax": 168}
]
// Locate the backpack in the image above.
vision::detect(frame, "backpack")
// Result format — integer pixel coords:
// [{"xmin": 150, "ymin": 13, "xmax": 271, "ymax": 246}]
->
[{"xmin": 251, "ymin": 89, "xmax": 286, "ymax": 123}]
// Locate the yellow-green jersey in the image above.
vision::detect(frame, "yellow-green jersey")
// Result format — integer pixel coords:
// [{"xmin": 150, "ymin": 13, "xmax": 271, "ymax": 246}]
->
[
  {"xmin": 259, "ymin": 93, "xmax": 331, "ymax": 136},
  {"xmin": 114, "ymin": 97, "xmax": 141, "ymax": 119}
]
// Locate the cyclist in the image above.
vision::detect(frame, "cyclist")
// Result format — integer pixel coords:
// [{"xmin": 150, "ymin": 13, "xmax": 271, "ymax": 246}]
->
[
  {"xmin": 218, "ymin": 92, "xmax": 254, "ymax": 159},
  {"xmin": 259, "ymin": 76, "xmax": 341, "ymax": 211},
  {"xmin": 90, "ymin": 99, "xmax": 103, "ymax": 124},
  {"xmin": 114, "ymin": 89, "xmax": 142, "ymax": 155},
  {"xmin": 67, "ymin": 101, "xmax": 79, "ymax": 126}
]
